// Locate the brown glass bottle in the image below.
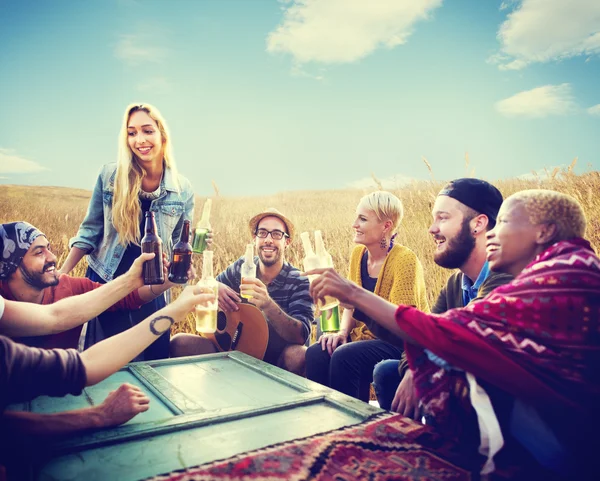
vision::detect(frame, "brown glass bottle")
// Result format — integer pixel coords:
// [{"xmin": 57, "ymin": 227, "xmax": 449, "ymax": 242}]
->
[
  {"xmin": 141, "ymin": 211, "xmax": 165, "ymax": 285},
  {"xmin": 168, "ymin": 219, "xmax": 192, "ymax": 284}
]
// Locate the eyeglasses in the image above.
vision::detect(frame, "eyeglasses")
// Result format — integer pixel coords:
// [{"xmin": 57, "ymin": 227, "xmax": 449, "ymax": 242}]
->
[{"xmin": 255, "ymin": 228, "xmax": 289, "ymax": 240}]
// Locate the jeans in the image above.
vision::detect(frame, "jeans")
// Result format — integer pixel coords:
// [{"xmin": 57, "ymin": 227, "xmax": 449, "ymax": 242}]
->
[
  {"xmin": 372, "ymin": 359, "xmax": 402, "ymax": 410},
  {"xmin": 305, "ymin": 339, "xmax": 403, "ymax": 402}
]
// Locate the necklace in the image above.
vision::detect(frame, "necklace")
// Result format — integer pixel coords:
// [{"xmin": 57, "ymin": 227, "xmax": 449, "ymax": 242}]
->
[{"xmin": 139, "ymin": 180, "xmax": 162, "ymax": 200}]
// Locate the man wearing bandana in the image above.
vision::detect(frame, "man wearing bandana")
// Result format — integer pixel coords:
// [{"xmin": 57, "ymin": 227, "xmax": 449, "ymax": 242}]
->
[{"xmin": 0, "ymin": 221, "xmax": 173, "ymax": 350}]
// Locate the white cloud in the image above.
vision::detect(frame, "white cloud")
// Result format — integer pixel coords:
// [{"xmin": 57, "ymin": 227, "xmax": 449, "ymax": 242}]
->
[
  {"xmin": 114, "ymin": 34, "xmax": 167, "ymax": 66},
  {"xmin": 496, "ymin": 84, "xmax": 577, "ymax": 118},
  {"xmin": 290, "ymin": 64, "xmax": 325, "ymax": 81},
  {"xmin": 0, "ymin": 148, "xmax": 48, "ymax": 174},
  {"xmin": 347, "ymin": 173, "xmax": 416, "ymax": 190},
  {"xmin": 588, "ymin": 104, "xmax": 600, "ymax": 116},
  {"xmin": 267, "ymin": 0, "xmax": 443, "ymax": 64},
  {"xmin": 499, "ymin": 1, "xmax": 518, "ymax": 11},
  {"xmin": 492, "ymin": 0, "xmax": 600, "ymax": 70},
  {"xmin": 137, "ymin": 76, "xmax": 171, "ymax": 93}
]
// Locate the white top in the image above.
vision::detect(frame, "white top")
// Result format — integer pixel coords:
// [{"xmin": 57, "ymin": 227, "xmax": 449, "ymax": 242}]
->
[{"xmin": 0, "ymin": 294, "xmax": 5, "ymax": 320}]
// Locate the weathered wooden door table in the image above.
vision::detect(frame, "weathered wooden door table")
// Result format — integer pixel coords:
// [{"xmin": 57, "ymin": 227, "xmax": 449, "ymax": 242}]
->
[{"xmin": 9, "ymin": 351, "xmax": 386, "ymax": 481}]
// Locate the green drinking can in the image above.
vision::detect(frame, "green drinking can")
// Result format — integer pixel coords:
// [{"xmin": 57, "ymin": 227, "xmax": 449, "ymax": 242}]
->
[{"xmin": 320, "ymin": 305, "xmax": 340, "ymax": 333}]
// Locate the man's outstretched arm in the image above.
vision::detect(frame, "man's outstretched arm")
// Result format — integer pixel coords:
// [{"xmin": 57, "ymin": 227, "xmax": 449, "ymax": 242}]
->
[
  {"xmin": 1, "ymin": 253, "xmax": 151, "ymax": 337},
  {"xmin": 1, "ymin": 384, "xmax": 149, "ymax": 436}
]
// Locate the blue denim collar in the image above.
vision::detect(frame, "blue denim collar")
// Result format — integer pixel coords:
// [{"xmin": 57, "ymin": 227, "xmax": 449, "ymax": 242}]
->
[{"xmin": 162, "ymin": 165, "xmax": 179, "ymax": 193}]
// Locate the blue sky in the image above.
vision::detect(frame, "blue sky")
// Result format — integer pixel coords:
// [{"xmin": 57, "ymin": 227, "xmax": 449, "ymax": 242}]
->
[{"xmin": 1, "ymin": 0, "xmax": 599, "ymax": 196}]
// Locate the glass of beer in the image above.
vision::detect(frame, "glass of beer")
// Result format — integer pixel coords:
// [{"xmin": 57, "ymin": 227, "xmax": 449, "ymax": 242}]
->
[
  {"xmin": 195, "ymin": 303, "xmax": 217, "ymax": 333},
  {"xmin": 195, "ymin": 250, "xmax": 218, "ymax": 333}
]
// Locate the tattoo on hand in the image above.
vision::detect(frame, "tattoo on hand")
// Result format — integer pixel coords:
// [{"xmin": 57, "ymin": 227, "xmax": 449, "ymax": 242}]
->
[{"xmin": 149, "ymin": 316, "xmax": 174, "ymax": 336}]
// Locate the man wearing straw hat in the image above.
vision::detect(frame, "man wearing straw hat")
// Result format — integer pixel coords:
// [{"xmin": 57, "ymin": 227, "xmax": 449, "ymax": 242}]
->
[{"xmin": 170, "ymin": 208, "xmax": 314, "ymax": 374}]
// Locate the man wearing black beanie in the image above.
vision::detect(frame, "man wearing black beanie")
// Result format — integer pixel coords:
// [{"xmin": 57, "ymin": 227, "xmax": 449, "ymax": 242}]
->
[{"xmin": 372, "ymin": 178, "xmax": 512, "ymax": 417}]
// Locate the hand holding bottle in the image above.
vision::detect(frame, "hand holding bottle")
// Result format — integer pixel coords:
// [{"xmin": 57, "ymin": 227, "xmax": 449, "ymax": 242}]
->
[
  {"xmin": 240, "ymin": 277, "xmax": 272, "ymax": 310},
  {"xmin": 141, "ymin": 211, "xmax": 165, "ymax": 285},
  {"xmin": 123, "ymin": 252, "xmax": 157, "ymax": 290},
  {"xmin": 218, "ymin": 282, "xmax": 241, "ymax": 312},
  {"xmin": 303, "ymin": 266, "xmax": 357, "ymax": 309},
  {"xmin": 240, "ymin": 243, "xmax": 257, "ymax": 299},
  {"xmin": 192, "ymin": 199, "xmax": 212, "ymax": 254},
  {"xmin": 195, "ymin": 250, "xmax": 219, "ymax": 333},
  {"xmin": 168, "ymin": 220, "xmax": 193, "ymax": 284},
  {"xmin": 172, "ymin": 283, "xmax": 217, "ymax": 319},
  {"xmin": 300, "ymin": 230, "xmax": 341, "ymax": 332}
]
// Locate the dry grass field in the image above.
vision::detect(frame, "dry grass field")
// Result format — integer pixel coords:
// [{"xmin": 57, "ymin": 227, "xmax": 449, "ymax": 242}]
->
[{"xmin": 1, "ymin": 167, "xmax": 599, "ymax": 335}]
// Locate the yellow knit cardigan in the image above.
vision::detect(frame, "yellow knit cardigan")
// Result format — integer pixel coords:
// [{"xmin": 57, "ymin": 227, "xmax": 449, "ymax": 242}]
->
[{"xmin": 348, "ymin": 243, "xmax": 430, "ymax": 342}]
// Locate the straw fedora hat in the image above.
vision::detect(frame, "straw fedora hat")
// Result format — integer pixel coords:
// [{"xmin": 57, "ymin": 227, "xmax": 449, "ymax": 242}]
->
[{"xmin": 248, "ymin": 208, "xmax": 295, "ymax": 239}]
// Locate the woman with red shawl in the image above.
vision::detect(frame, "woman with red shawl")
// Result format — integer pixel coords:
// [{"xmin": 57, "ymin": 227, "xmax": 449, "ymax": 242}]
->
[{"xmin": 307, "ymin": 189, "xmax": 599, "ymax": 479}]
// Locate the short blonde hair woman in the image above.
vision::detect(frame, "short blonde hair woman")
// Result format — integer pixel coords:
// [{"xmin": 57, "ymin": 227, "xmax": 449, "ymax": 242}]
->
[
  {"xmin": 305, "ymin": 191, "xmax": 429, "ymax": 402},
  {"xmin": 62, "ymin": 103, "xmax": 195, "ymax": 360}
]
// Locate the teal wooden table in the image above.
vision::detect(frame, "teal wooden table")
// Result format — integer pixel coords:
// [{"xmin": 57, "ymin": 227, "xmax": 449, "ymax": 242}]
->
[{"xmin": 8, "ymin": 351, "xmax": 383, "ymax": 481}]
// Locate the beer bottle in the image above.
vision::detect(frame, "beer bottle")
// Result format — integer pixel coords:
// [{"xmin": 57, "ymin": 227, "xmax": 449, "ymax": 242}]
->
[
  {"xmin": 314, "ymin": 230, "xmax": 339, "ymax": 312},
  {"xmin": 195, "ymin": 250, "xmax": 219, "ymax": 333},
  {"xmin": 168, "ymin": 219, "xmax": 192, "ymax": 284},
  {"xmin": 141, "ymin": 211, "xmax": 165, "ymax": 285},
  {"xmin": 240, "ymin": 243, "xmax": 256, "ymax": 299},
  {"xmin": 192, "ymin": 199, "xmax": 212, "ymax": 254},
  {"xmin": 300, "ymin": 231, "xmax": 320, "ymax": 275}
]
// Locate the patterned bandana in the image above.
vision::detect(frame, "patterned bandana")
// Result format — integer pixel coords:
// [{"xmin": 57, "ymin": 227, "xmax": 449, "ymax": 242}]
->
[{"xmin": 0, "ymin": 222, "xmax": 45, "ymax": 279}]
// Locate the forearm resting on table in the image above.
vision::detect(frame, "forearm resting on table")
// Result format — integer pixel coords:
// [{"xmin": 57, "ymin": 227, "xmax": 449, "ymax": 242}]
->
[
  {"xmin": 1, "ymin": 409, "xmax": 106, "ymax": 437},
  {"xmin": 262, "ymin": 301, "xmax": 305, "ymax": 344}
]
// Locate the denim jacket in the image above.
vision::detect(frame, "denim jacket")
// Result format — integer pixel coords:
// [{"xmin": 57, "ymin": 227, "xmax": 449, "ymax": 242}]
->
[{"xmin": 69, "ymin": 163, "xmax": 195, "ymax": 282}]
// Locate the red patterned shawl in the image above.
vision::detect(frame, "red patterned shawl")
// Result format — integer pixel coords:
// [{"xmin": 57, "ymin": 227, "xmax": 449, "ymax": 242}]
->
[{"xmin": 398, "ymin": 238, "xmax": 600, "ymax": 441}]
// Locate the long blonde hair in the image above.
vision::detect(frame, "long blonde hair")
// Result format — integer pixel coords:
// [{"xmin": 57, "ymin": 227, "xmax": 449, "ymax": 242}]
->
[{"xmin": 112, "ymin": 103, "xmax": 181, "ymax": 246}]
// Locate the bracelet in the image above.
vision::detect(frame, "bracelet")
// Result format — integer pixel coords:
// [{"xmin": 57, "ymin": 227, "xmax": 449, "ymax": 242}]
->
[{"xmin": 149, "ymin": 285, "xmax": 157, "ymax": 296}]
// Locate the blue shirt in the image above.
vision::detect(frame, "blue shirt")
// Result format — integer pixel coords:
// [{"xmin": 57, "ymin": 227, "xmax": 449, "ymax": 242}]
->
[
  {"xmin": 217, "ymin": 256, "xmax": 314, "ymax": 365},
  {"xmin": 427, "ymin": 261, "xmax": 493, "ymax": 369},
  {"xmin": 461, "ymin": 260, "xmax": 491, "ymax": 307}
]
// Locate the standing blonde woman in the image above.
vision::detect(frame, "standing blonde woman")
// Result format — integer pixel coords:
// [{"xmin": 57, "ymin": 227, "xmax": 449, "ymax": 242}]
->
[
  {"xmin": 60, "ymin": 103, "xmax": 195, "ymax": 360},
  {"xmin": 305, "ymin": 191, "xmax": 429, "ymax": 402}
]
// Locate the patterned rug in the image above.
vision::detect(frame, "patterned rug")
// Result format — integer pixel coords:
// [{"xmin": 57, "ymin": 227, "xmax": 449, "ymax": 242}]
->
[{"xmin": 146, "ymin": 413, "xmax": 482, "ymax": 481}]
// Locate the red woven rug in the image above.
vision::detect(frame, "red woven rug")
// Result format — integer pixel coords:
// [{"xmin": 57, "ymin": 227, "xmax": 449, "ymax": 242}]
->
[{"xmin": 146, "ymin": 413, "xmax": 481, "ymax": 481}]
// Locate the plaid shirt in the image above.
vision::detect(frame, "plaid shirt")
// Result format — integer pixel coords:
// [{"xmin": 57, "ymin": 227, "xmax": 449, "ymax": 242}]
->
[{"xmin": 217, "ymin": 256, "xmax": 314, "ymax": 364}]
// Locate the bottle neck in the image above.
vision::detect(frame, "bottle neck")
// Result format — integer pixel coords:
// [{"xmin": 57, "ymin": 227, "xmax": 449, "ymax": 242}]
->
[
  {"xmin": 202, "ymin": 252, "xmax": 214, "ymax": 279},
  {"xmin": 144, "ymin": 213, "xmax": 157, "ymax": 235},
  {"xmin": 198, "ymin": 200, "xmax": 212, "ymax": 228},
  {"xmin": 180, "ymin": 221, "xmax": 191, "ymax": 243},
  {"xmin": 202, "ymin": 265, "xmax": 214, "ymax": 279}
]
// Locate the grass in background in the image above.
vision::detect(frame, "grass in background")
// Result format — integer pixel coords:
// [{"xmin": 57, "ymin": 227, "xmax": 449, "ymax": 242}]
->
[{"xmin": 2, "ymin": 166, "xmax": 599, "ymax": 335}]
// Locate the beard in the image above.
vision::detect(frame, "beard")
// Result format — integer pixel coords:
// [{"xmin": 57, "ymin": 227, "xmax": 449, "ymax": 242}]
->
[
  {"xmin": 258, "ymin": 247, "xmax": 281, "ymax": 267},
  {"xmin": 19, "ymin": 262, "xmax": 59, "ymax": 289},
  {"xmin": 434, "ymin": 218, "xmax": 476, "ymax": 270}
]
